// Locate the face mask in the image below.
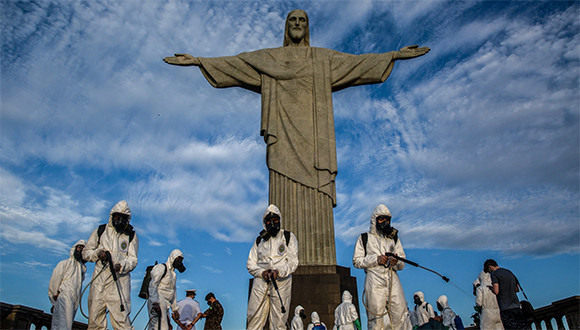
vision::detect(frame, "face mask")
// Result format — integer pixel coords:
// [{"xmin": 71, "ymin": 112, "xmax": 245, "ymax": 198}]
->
[
  {"xmin": 112, "ymin": 213, "xmax": 130, "ymax": 233},
  {"xmin": 414, "ymin": 296, "xmax": 422, "ymax": 305},
  {"xmin": 376, "ymin": 215, "xmax": 392, "ymax": 235},
  {"xmin": 264, "ymin": 213, "xmax": 281, "ymax": 237},
  {"xmin": 299, "ymin": 310, "xmax": 306, "ymax": 319},
  {"xmin": 74, "ymin": 249, "xmax": 86, "ymax": 263},
  {"xmin": 266, "ymin": 221, "xmax": 280, "ymax": 237},
  {"xmin": 173, "ymin": 258, "xmax": 186, "ymax": 273},
  {"xmin": 207, "ymin": 301, "xmax": 212, "ymax": 306}
]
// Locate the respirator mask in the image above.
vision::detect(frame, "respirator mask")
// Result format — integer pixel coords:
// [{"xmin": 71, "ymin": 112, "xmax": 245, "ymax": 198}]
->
[
  {"xmin": 74, "ymin": 246, "xmax": 86, "ymax": 263},
  {"xmin": 112, "ymin": 213, "xmax": 130, "ymax": 234},
  {"xmin": 264, "ymin": 212, "xmax": 281, "ymax": 237},
  {"xmin": 173, "ymin": 257, "xmax": 186, "ymax": 273},
  {"xmin": 376, "ymin": 215, "xmax": 392, "ymax": 236}
]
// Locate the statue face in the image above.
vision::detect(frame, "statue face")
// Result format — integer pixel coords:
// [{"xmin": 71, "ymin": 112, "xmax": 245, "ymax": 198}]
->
[{"xmin": 287, "ymin": 11, "xmax": 308, "ymax": 43}]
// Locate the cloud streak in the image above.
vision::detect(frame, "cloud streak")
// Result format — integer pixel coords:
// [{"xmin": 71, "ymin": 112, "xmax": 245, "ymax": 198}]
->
[{"xmin": 1, "ymin": 1, "xmax": 578, "ymax": 261}]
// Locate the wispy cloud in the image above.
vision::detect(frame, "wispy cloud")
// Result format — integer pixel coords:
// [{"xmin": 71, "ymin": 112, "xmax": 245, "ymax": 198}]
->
[
  {"xmin": 1, "ymin": 1, "xmax": 577, "ymax": 260},
  {"xmin": 202, "ymin": 265, "xmax": 224, "ymax": 274},
  {"xmin": 334, "ymin": 5, "xmax": 579, "ymax": 256}
]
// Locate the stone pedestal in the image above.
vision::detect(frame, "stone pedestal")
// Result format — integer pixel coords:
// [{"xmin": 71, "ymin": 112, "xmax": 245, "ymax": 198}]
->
[{"xmin": 289, "ymin": 265, "xmax": 359, "ymax": 327}]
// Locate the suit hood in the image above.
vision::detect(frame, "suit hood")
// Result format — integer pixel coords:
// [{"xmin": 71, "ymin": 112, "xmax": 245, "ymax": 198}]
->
[
  {"xmin": 294, "ymin": 305, "xmax": 304, "ymax": 316},
  {"xmin": 342, "ymin": 290, "xmax": 353, "ymax": 303},
  {"xmin": 369, "ymin": 204, "xmax": 391, "ymax": 234},
  {"xmin": 262, "ymin": 204, "xmax": 282, "ymax": 230},
  {"xmin": 69, "ymin": 239, "xmax": 86, "ymax": 258},
  {"xmin": 437, "ymin": 295, "xmax": 450, "ymax": 310},
  {"xmin": 167, "ymin": 249, "xmax": 183, "ymax": 270},
  {"xmin": 414, "ymin": 291, "xmax": 425, "ymax": 304},
  {"xmin": 311, "ymin": 311, "xmax": 321, "ymax": 323},
  {"xmin": 477, "ymin": 270, "xmax": 492, "ymax": 286},
  {"xmin": 108, "ymin": 200, "xmax": 132, "ymax": 226}
]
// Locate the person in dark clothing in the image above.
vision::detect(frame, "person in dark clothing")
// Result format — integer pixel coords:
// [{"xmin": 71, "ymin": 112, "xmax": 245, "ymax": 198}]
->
[
  {"xmin": 485, "ymin": 259, "xmax": 529, "ymax": 330},
  {"xmin": 202, "ymin": 292, "xmax": 224, "ymax": 330}
]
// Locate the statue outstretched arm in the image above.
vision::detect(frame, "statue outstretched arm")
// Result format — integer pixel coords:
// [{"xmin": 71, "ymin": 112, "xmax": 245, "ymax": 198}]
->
[
  {"xmin": 163, "ymin": 53, "xmax": 200, "ymax": 66},
  {"xmin": 393, "ymin": 45, "xmax": 430, "ymax": 60}
]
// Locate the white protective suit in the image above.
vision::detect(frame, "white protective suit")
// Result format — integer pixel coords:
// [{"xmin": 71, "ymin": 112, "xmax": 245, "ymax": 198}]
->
[
  {"xmin": 436, "ymin": 295, "xmax": 457, "ymax": 330},
  {"xmin": 83, "ymin": 200, "xmax": 139, "ymax": 330},
  {"xmin": 49, "ymin": 239, "xmax": 87, "ymax": 330},
  {"xmin": 475, "ymin": 271, "xmax": 504, "ymax": 330},
  {"xmin": 352, "ymin": 204, "xmax": 412, "ymax": 330},
  {"xmin": 412, "ymin": 291, "xmax": 434, "ymax": 327},
  {"xmin": 291, "ymin": 305, "xmax": 305, "ymax": 330},
  {"xmin": 334, "ymin": 290, "xmax": 359, "ymax": 330},
  {"xmin": 247, "ymin": 204, "xmax": 299, "ymax": 330},
  {"xmin": 306, "ymin": 311, "xmax": 327, "ymax": 330},
  {"xmin": 147, "ymin": 249, "xmax": 183, "ymax": 330}
]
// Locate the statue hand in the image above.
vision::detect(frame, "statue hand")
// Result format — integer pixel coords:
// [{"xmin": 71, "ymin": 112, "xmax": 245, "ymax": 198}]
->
[
  {"xmin": 163, "ymin": 53, "xmax": 200, "ymax": 66},
  {"xmin": 394, "ymin": 45, "xmax": 430, "ymax": 60}
]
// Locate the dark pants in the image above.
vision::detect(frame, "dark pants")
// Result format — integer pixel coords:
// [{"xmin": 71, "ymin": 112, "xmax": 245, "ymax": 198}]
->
[{"xmin": 500, "ymin": 308, "xmax": 529, "ymax": 330}]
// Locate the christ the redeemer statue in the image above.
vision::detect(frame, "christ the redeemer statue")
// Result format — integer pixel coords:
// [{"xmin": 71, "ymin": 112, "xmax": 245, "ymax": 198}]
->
[{"xmin": 164, "ymin": 9, "xmax": 429, "ymax": 266}]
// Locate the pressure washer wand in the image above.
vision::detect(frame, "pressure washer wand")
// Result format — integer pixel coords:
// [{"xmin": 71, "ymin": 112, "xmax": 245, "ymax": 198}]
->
[
  {"xmin": 384, "ymin": 252, "xmax": 449, "ymax": 282},
  {"xmin": 105, "ymin": 251, "xmax": 126, "ymax": 311},
  {"xmin": 268, "ymin": 271, "xmax": 286, "ymax": 314}
]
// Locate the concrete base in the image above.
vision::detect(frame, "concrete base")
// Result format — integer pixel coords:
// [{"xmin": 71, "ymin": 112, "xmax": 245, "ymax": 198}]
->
[{"xmin": 289, "ymin": 265, "xmax": 359, "ymax": 328}]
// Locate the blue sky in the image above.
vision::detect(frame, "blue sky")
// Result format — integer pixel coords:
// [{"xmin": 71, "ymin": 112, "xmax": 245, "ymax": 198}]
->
[{"xmin": 1, "ymin": 0, "xmax": 578, "ymax": 329}]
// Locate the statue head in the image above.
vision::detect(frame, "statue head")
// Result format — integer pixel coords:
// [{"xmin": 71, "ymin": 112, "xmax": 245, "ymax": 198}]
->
[{"xmin": 284, "ymin": 9, "xmax": 310, "ymax": 47}]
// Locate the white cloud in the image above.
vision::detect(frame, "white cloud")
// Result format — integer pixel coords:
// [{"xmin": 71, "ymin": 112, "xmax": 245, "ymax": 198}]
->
[
  {"xmin": 1, "ymin": 1, "xmax": 577, "ymax": 258},
  {"xmin": 333, "ymin": 5, "xmax": 579, "ymax": 256},
  {"xmin": 202, "ymin": 265, "xmax": 223, "ymax": 274},
  {"xmin": 0, "ymin": 169, "xmax": 105, "ymax": 253}
]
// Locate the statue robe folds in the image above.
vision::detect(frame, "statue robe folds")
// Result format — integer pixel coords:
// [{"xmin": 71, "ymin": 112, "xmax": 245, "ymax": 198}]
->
[{"xmin": 198, "ymin": 47, "xmax": 395, "ymax": 265}]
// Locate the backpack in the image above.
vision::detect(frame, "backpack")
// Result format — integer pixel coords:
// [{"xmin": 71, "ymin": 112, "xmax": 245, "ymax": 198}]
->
[
  {"xmin": 516, "ymin": 277, "xmax": 534, "ymax": 319},
  {"xmin": 138, "ymin": 262, "xmax": 167, "ymax": 299},
  {"xmin": 97, "ymin": 223, "xmax": 135, "ymax": 244},
  {"xmin": 453, "ymin": 315, "xmax": 465, "ymax": 330},
  {"xmin": 256, "ymin": 230, "xmax": 291, "ymax": 246},
  {"xmin": 312, "ymin": 323, "xmax": 326, "ymax": 330},
  {"xmin": 443, "ymin": 308, "xmax": 464, "ymax": 330},
  {"xmin": 360, "ymin": 230, "xmax": 398, "ymax": 256}
]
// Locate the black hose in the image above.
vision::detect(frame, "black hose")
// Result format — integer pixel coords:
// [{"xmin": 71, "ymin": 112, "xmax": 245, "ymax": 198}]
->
[
  {"xmin": 384, "ymin": 252, "xmax": 449, "ymax": 282},
  {"xmin": 105, "ymin": 251, "xmax": 126, "ymax": 312},
  {"xmin": 269, "ymin": 273, "xmax": 286, "ymax": 314}
]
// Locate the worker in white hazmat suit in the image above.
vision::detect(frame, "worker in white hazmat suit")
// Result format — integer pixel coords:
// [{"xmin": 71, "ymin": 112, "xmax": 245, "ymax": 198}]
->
[
  {"xmin": 83, "ymin": 200, "xmax": 139, "ymax": 330},
  {"xmin": 147, "ymin": 249, "xmax": 185, "ymax": 330},
  {"xmin": 474, "ymin": 271, "xmax": 504, "ymax": 330},
  {"xmin": 306, "ymin": 311, "xmax": 327, "ymax": 330},
  {"xmin": 412, "ymin": 291, "xmax": 434, "ymax": 328},
  {"xmin": 333, "ymin": 290, "xmax": 361, "ymax": 330},
  {"xmin": 353, "ymin": 204, "xmax": 412, "ymax": 330},
  {"xmin": 247, "ymin": 204, "xmax": 299, "ymax": 330},
  {"xmin": 436, "ymin": 295, "xmax": 457, "ymax": 330},
  {"xmin": 291, "ymin": 305, "xmax": 306, "ymax": 330},
  {"xmin": 49, "ymin": 239, "xmax": 87, "ymax": 330}
]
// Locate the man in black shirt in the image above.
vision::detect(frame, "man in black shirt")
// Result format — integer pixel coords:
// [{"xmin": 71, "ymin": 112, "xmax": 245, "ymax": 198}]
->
[{"xmin": 485, "ymin": 259, "xmax": 529, "ymax": 329}]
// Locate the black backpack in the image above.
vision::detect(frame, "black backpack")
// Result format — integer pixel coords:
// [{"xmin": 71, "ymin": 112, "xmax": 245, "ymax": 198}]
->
[
  {"xmin": 97, "ymin": 223, "xmax": 135, "ymax": 244},
  {"xmin": 256, "ymin": 230, "xmax": 291, "ymax": 246},
  {"xmin": 516, "ymin": 278, "xmax": 534, "ymax": 319},
  {"xmin": 138, "ymin": 262, "xmax": 167, "ymax": 299},
  {"xmin": 443, "ymin": 308, "xmax": 465, "ymax": 330},
  {"xmin": 360, "ymin": 230, "xmax": 398, "ymax": 256}
]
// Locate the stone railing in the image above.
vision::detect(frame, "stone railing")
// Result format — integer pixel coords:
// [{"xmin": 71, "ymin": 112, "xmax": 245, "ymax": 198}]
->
[
  {"xmin": 465, "ymin": 296, "xmax": 579, "ymax": 330},
  {"xmin": 0, "ymin": 302, "xmax": 87, "ymax": 330},
  {"xmin": 528, "ymin": 296, "xmax": 579, "ymax": 330}
]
